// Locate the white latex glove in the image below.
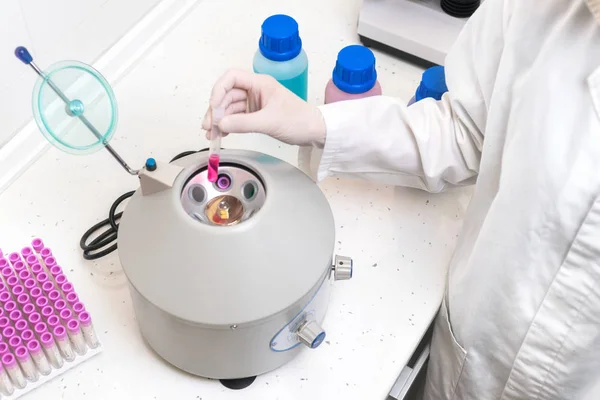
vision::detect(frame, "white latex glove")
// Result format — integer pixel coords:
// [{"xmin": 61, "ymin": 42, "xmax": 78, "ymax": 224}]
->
[{"xmin": 202, "ymin": 69, "xmax": 326, "ymax": 148}]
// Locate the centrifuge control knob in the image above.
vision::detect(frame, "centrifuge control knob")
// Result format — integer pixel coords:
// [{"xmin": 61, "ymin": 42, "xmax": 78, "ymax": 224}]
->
[
  {"xmin": 333, "ymin": 255, "xmax": 353, "ymax": 280},
  {"xmin": 297, "ymin": 320, "xmax": 326, "ymax": 349}
]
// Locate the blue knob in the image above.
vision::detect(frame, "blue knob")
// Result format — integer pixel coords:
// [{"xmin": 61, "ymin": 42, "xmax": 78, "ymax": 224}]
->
[
  {"xmin": 14, "ymin": 47, "xmax": 33, "ymax": 65},
  {"xmin": 311, "ymin": 332, "xmax": 326, "ymax": 349},
  {"xmin": 145, "ymin": 158, "xmax": 157, "ymax": 171}
]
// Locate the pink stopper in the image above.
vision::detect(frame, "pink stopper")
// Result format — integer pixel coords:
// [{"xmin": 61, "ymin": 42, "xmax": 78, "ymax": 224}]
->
[
  {"xmin": 61, "ymin": 282, "xmax": 74, "ymax": 295},
  {"xmin": 8, "ymin": 253, "xmax": 20, "ymax": 265},
  {"xmin": 47, "ymin": 315, "xmax": 60, "ymax": 329},
  {"xmin": 66, "ymin": 292, "xmax": 78, "ymax": 305},
  {"xmin": 67, "ymin": 319, "xmax": 80, "ymax": 333},
  {"xmin": 36, "ymin": 272, "xmax": 49, "ymax": 284},
  {"xmin": 41, "ymin": 306, "xmax": 53, "ymax": 319},
  {"xmin": 0, "ymin": 317, "xmax": 10, "ymax": 330},
  {"xmin": 17, "ymin": 294, "xmax": 30, "ymax": 307},
  {"xmin": 6, "ymin": 276, "xmax": 18, "ymax": 288},
  {"xmin": 22, "ymin": 303, "xmax": 36, "ymax": 316},
  {"xmin": 4, "ymin": 301, "xmax": 16, "ymax": 313},
  {"xmin": 8, "ymin": 336, "xmax": 21, "ymax": 349},
  {"xmin": 21, "ymin": 329, "xmax": 34, "ymax": 342},
  {"xmin": 9, "ymin": 310, "xmax": 22, "ymax": 322},
  {"xmin": 44, "ymin": 257, "xmax": 57, "ymax": 268},
  {"xmin": 28, "ymin": 312, "xmax": 41, "ymax": 325},
  {"xmin": 15, "ymin": 346, "xmax": 28, "ymax": 361},
  {"xmin": 2, "ymin": 327, "xmax": 15, "ymax": 339},
  {"xmin": 50, "ymin": 265, "xmax": 62, "ymax": 278},
  {"xmin": 35, "ymin": 296, "xmax": 49, "ymax": 309},
  {"xmin": 0, "ymin": 282, "xmax": 5, "ymax": 293},
  {"xmin": 48, "ymin": 290, "xmax": 61, "ymax": 302},
  {"xmin": 54, "ymin": 299, "xmax": 67, "ymax": 312},
  {"xmin": 26, "ymin": 254, "xmax": 38, "ymax": 267},
  {"xmin": 53, "ymin": 325, "xmax": 67, "ymax": 340},
  {"xmin": 42, "ymin": 281, "xmax": 55, "ymax": 293},
  {"xmin": 59, "ymin": 309, "xmax": 72, "ymax": 322},
  {"xmin": 31, "ymin": 263, "xmax": 43, "ymax": 275},
  {"xmin": 11, "ymin": 285, "xmax": 24, "ymax": 297},
  {"xmin": 55, "ymin": 274, "xmax": 67, "ymax": 286},
  {"xmin": 13, "ymin": 261, "xmax": 25, "ymax": 273},
  {"xmin": 2, "ymin": 353, "xmax": 16, "ymax": 367},
  {"xmin": 27, "ymin": 339, "xmax": 41, "ymax": 355},
  {"xmin": 0, "ymin": 292, "xmax": 11, "ymax": 303},
  {"xmin": 34, "ymin": 322, "xmax": 47, "ymax": 335},
  {"xmin": 18, "ymin": 270, "xmax": 31, "ymax": 281},
  {"xmin": 0, "ymin": 259, "xmax": 7, "ymax": 269},
  {"xmin": 40, "ymin": 332, "xmax": 55, "ymax": 348},
  {"xmin": 15, "ymin": 319, "xmax": 28, "ymax": 332},
  {"xmin": 23, "ymin": 278, "xmax": 37, "ymax": 291},
  {"xmin": 78, "ymin": 311, "xmax": 92, "ymax": 327},
  {"xmin": 30, "ymin": 287, "xmax": 42, "ymax": 300},
  {"xmin": 72, "ymin": 302, "xmax": 85, "ymax": 314},
  {"xmin": 32, "ymin": 238, "xmax": 44, "ymax": 253},
  {"xmin": 40, "ymin": 248, "xmax": 52, "ymax": 259},
  {"xmin": 1, "ymin": 267, "xmax": 13, "ymax": 279},
  {"xmin": 20, "ymin": 247, "xmax": 33, "ymax": 258},
  {"xmin": 0, "ymin": 343, "xmax": 9, "ymax": 357}
]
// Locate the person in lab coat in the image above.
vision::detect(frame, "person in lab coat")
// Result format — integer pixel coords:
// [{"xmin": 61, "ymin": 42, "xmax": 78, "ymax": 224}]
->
[{"xmin": 203, "ymin": 0, "xmax": 600, "ymax": 398}]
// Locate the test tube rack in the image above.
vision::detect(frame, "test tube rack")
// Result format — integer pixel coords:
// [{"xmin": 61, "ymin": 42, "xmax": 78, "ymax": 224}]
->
[{"xmin": 0, "ymin": 239, "xmax": 101, "ymax": 399}]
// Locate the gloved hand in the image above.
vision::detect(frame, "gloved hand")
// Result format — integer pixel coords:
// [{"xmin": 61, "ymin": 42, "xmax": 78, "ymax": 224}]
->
[{"xmin": 202, "ymin": 69, "xmax": 326, "ymax": 148}]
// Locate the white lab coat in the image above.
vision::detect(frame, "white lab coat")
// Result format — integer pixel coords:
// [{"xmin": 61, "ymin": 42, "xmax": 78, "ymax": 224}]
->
[{"xmin": 316, "ymin": 0, "xmax": 600, "ymax": 398}]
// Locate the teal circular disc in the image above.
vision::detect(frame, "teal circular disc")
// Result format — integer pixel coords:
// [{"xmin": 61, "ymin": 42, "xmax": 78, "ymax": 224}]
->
[{"xmin": 32, "ymin": 61, "xmax": 117, "ymax": 155}]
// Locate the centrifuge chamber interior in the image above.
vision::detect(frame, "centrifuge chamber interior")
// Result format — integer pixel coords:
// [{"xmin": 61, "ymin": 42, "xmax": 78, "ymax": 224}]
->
[{"xmin": 118, "ymin": 149, "xmax": 353, "ymax": 379}]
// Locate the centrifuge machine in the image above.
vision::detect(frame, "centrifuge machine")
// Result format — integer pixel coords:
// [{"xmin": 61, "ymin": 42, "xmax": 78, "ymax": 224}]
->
[{"xmin": 15, "ymin": 46, "xmax": 353, "ymax": 383}]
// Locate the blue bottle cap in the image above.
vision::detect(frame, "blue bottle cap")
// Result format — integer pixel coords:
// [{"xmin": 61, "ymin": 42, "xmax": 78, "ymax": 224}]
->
[
  {"xmin": 332, "ymin": 45, "xmax": 378, "ymax": 94},
  {"xmin": 415, "ymin": 66, "xmax": 448, "ymax": 101},
  {"xmin": 259, "ymin": 15, "xmax": 302, "ymax": 62}
]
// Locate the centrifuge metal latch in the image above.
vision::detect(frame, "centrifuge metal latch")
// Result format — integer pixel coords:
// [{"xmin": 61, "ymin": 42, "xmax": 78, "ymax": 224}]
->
[
  {"xmin": 332, "ymin": 255, "xmax": 353, "ymax": 280},
  {"xmin": 296, "ymin": 320, "xmax": 326, "ymax": 349}
]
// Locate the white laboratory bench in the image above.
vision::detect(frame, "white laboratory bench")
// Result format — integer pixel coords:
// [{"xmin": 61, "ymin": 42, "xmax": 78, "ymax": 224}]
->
[{"xmin": 0, "ymin": 0, "xmax": 472, "ymax": 398}]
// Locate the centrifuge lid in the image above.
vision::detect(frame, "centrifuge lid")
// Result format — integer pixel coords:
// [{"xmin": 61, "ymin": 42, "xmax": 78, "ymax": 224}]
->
[
  {"xmin": 31, "ymin": 60, "xmax": 117, "ymax": 155},
  {"xmin": 118, "ymin": 150, "xmax": 336, "ymax": 326}
]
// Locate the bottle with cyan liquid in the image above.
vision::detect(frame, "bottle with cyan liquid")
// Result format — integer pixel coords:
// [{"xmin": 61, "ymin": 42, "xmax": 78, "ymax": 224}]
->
[
  {"xmin": 299, "ymin": 45, "xmax": 382, "ymax": 180},
  {"xmin": 253, "ymin": 14, "xmax": 308, "ymax": 100},
  {"xmin": 407, "ymin": 65, "xmax": 448, "ymax": 106}
]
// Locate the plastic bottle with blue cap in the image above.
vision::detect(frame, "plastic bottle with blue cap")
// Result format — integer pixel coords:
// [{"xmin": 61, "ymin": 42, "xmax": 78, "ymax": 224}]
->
[
  {"xmin": 324, "ymin": 45, "xmax": 382, "ymax": 104},
  {"xmin": 299, "ymin": 45, "xmax": 382, "ymax": 181},
  {"xmin": 407, "ymin": 65, "xmax": 448, "ymax": 106},
  {"xmin": 253, "ymin": 14, "xmax": 308, "ymax": 101}
]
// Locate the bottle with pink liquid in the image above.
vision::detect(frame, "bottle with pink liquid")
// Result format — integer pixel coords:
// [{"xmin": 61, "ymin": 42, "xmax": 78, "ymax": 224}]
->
[{"xmin": 298, "ymin": 45, "xmax": 382, "ymax": 181}]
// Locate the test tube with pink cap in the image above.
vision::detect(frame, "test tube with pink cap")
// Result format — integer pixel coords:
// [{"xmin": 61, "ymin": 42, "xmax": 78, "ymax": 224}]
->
[
  {"xmin": 30, "ymin": 263, "xmax": 43, "ymax": 276},
  {"xmin": 15, "ymin": 345, "xmax": 38, "ymax": 382},
  {"xmin": 66, "ymin": 319, "xmax": 86, "ymax": 355},
  {"xmin": 40, "ymin": 332, "xmax": 63, "ymax": 369},
  {"xmin": 31, "ymin": 238, "xmax": 44, "ymax": 254},
  {"xmin": 53, "ymin": 325, "xmax": 75, "ymax": 361},
  {"xmin": 2, "ymin": 353, "xmax": 26, "ymax": 388},
  {"xmin": 39, "ymin": 247, "xmax": 52, "ymax": 260},
  {"xmin": 13, "ymin": 260, "xmax": 26, "ymax": 274},
  {"xmin": 27, "ymin": 339, "xmax": 51, "ymax": 376},
  {"xmin": 25, "ymin": 254, "xmax": 38, "ymax": 268},
  {"xmin": 21, "ymin": 329, "xmax": 34, "ymax": 343},
  {"xmin": 20, "ymin": 247, "xmax": 33, "ymax": 261},
  {"xmin": 79, "ymin": 311, "xmax": 100, "ymax": 349},
  {"xmin": 0, "ymin": 360, "xmax": 14, "ymax": 395}
]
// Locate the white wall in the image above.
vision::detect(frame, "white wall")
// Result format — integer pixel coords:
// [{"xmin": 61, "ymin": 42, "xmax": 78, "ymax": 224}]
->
[{"xmin": 0, "ymin": 0, "xmax": 162, "ymax": 148}]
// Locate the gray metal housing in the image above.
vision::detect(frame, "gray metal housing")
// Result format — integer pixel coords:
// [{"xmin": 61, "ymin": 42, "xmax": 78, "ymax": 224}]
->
[{"xmin": 118, "ymin": 150, "xmax": 336, "ymax": 378}]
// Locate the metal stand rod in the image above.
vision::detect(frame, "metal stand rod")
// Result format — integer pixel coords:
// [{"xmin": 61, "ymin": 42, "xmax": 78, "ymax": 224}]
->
[{"xmin": 28, "ymin": 62, "xmax": 138, "ymax": 175}]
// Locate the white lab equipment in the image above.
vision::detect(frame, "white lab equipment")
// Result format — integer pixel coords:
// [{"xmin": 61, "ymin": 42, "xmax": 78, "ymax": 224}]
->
[{"xmin": 358, "ymin": 0, "xmax": 481, "ymax": 65}]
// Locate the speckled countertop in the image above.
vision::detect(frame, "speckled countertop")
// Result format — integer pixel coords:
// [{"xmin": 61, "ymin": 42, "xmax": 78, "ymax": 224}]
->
[{"xmin": 0, "ymin": 0, "xmax": 472, "ymax": 398}]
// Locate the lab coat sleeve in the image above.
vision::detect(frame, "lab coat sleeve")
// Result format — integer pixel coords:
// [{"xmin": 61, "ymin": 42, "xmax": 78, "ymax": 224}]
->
[{"xmin": 317, "ymin": 0, "xmax": 509, "ymax": 192}]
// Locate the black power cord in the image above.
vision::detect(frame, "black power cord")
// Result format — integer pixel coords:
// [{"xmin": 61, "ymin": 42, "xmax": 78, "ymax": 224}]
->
[{"xmin": 79, "ymin": 148, "xmax": 209, "ymax": 260}]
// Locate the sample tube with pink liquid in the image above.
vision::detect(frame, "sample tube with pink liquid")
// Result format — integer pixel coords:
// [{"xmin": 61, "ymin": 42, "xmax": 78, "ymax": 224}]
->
[{"xmin": 207, "ymin": 108, "xmax": 225, "ymax": 183}]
